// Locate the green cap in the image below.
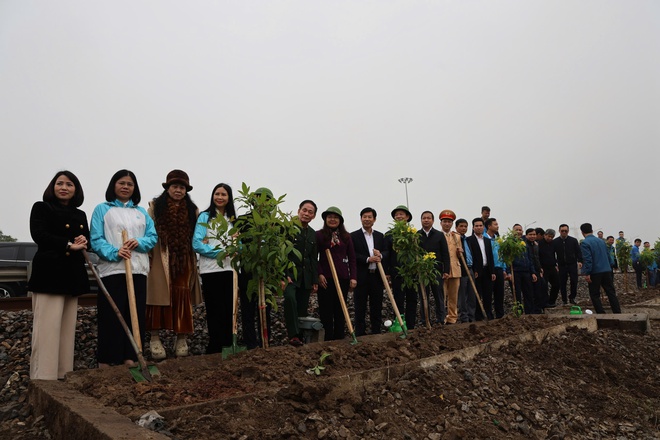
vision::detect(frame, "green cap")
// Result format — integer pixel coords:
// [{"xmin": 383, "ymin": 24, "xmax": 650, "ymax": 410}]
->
[
  {"xmin": 321, "ymin": 206, "xmax": 344, "ymax": 225},
  {"xmin": 391, "ymin": 205, "xmax": 412, "ymax": 221},
  {"xmin": 254, "ymin": 187, "xmax": 273, "ymax": 198}
]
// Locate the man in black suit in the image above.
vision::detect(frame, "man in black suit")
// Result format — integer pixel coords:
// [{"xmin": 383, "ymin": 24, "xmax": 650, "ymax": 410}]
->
[
  {"xmin": 418, "ymin": 211, "xmax": 451, "ymax": 324},
  {"xmin": 539, "ymin": 228, "xmax": 560, "ymax": 307},
  {"xmin": 350, "ymin": 207, "xmax": 387, "ymax": 336},
  {"xmin": 553, "ymin": 224, "xmax": 583, "ymax": 305},
  {"xmin": 466, "ymin": 218, "xmax": 495, "ymax": 320}
]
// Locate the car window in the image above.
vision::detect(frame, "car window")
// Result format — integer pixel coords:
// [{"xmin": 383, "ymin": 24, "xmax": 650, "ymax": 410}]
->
[
  {"xmin": 23, "ymin": 246, "xmax": 38, "ymax": 261},
  {"xmin": 0, "ymin": 246, "xmax": 18, "ymax": 261}
]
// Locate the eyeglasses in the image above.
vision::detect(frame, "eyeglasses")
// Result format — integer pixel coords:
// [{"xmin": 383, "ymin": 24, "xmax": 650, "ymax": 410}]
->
[{"xmin": 559, "ymin": 229, "xmax": 568, "ymax": 233}]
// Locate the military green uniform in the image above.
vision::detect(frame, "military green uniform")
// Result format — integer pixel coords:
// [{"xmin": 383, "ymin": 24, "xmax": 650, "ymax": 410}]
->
[{"xmin": 284, "ymin": 225, "xmax": 318, "ymax": 339}]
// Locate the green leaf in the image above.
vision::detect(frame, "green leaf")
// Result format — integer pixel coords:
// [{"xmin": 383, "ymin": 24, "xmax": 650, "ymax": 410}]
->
[
  {"xmin": 207, "ymin": 184, "xmax": 303, "ymax": 302},
  {"xmin": 319, "ymin": 352, "xmax": 331, "ymax": 365}
]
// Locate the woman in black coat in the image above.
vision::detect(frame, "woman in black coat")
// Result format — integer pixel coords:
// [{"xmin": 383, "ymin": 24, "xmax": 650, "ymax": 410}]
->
[{"xmin": 28, "ymin": 170, "xmax": 90, "ymax": 380}]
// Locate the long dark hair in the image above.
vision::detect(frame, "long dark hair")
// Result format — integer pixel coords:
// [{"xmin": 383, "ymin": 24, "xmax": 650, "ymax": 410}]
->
[
  {"xmin": 105, "ymin": 169, "xmax": 141, "ymax": 204},
  {"xmin": 43, "ymin": 170, "xmax": 84, "ymax": 207},
  {"xmin": 204, "ymin": 183, "xmax": 236, "ymax": 220},
  {"xmin": 153, "ymin": 190, "xmax": 198, "ymax": 229},
  {"xmin": 320, "ymin": 221, "xmax": 350, "ymax": 243}
]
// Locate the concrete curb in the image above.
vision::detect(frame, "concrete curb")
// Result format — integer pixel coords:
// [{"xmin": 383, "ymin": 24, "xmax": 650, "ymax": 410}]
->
[
  {"xmin": 28, "ymin": 380, "xmax": 170, "ymax": 440},
  {"xmin": 565, "ymin": 313, "xmax": 650, "ymax": 333}
]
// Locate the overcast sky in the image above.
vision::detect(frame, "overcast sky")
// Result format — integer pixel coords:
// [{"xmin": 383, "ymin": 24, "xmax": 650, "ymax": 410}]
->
[{"xmin": 1, "ymin": 1, "xmax": 658, "ymax": 244}]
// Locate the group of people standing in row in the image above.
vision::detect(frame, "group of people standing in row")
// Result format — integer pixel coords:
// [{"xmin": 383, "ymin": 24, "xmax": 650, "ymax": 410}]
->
[
  {"xmin": 286, "ymin": 205, "xmax": 625, "ymax": 344},
  {"xmin": 26, "ymin": 171, "xmax": 624, "ymax": 381},
  {"xmin": 502, "ymin": 221, "xmax": 622, "ymax": 318},
  {"xmin": 29, "ymin": 169, "xmax": 215, "ymax": 380}
]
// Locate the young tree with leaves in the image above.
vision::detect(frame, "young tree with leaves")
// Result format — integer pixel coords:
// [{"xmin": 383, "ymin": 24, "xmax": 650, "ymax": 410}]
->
[
  {"xmin": 615, "ymin": 240, "xmax": 632, "ymax": 293},
  {"xmin": 207, "ymin": 184, "xmax": 300, "ymax": 349},
  {"xmin": 387, "ymin": 219, "xmax": 441, "ymax": 329}
]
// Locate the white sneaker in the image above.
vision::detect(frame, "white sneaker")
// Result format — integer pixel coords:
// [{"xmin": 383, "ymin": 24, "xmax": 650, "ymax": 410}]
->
[
  {"xmin": 150, "ymin": 339, "xmax": 166, "ymax": 360},
  {"xmin": 175, "ymin": 337, "xmax": 189, "ymax": 357}
]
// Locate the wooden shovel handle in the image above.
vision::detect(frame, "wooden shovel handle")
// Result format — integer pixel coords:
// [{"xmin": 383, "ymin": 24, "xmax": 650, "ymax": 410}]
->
[
  {"xmin": 83, "ymin": 250, "xmax": 150, "ymax": 378},
  {"xmin": 376, "ymin": 262, "xmax": 406, "ymax": 330},
  {"xmin": 452, "ymin": 233, "xmax": 488, "ymax": 321},
  {"xmin": 122, "ymin": 230, "xmax": 142, "ymax": 351},
  {"xmin": 232, "ymin": 269, "xmax": 239, "ymax": 334},
  {"xmin": 325, "ymin": 248, "xmax": 355, "ymax": 335}
]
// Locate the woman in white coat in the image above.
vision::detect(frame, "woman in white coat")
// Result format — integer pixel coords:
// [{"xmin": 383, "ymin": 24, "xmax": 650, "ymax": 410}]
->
[{"xmin": 192, "ymin": 183, "xmax": 237, "ymax": 354}]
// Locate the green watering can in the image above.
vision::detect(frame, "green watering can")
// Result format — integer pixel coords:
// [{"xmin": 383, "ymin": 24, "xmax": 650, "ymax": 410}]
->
[
  {"xmin": 569, "ymin": 305, "xmax": 583, "ymax": 315},
  {"xmin": 388, "ymin": 314, "xmax": 407, "ymax": 333}
]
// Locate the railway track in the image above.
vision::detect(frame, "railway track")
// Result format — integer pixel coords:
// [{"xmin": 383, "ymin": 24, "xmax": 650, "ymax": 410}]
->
[{"xmin": 0, "ymin": 294, "xmax": 97, "ymax": 311}]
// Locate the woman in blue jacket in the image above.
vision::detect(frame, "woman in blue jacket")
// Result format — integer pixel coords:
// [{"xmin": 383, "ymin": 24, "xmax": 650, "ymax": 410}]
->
[
  {"xmin": 90, "ymin": 170, "xmax": 157, "ymax": 368},
  {"xmin": 29, "ymin": 170, "xmax": 89, "ymax": 380},
  {"xmin": 192, "ymin": 183, "xmax": 237, "ymax": 354}
]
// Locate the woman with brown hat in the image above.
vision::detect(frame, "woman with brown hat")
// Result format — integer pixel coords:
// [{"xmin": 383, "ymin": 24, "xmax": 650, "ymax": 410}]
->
[
  {"xmin": 316, "ymin": 206, "xmax": 357, "ymax": 341},
  {"xmin": 146, "ymin": 170, "xmax": 202, "ymax": 359}
]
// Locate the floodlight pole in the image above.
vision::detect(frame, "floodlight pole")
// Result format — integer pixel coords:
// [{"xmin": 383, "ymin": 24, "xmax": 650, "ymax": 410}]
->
[
  {"xmin": 398, "ymin": 177, "xmax": 413, "ymax": 208},
  {"xmin": 524, "ymin": 220, "xmax": 537, "ymax": 230}
]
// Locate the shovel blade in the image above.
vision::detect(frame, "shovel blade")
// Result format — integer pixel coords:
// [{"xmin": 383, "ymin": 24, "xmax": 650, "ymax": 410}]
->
[
  {"xmin": 130, "ymin": 365, "xmax": 160, "ymax": 383},
  {"xmin": 221, "ymin": 343, "xmax": 247, "ymax": 360},
  {"xmin": 222, "ymin": 334, "xmax": 247, "ymax": 359}
]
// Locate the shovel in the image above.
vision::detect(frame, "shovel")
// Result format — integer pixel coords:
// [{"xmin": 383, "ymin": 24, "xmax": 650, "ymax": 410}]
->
[
  {"xmin": 452, "ymin": 233, "xmax": 489, "ymax": 322},
  {"xmin": 325, "ymin": 249, "xmax": 358, "ymax": 345},
  {"xmin": 83, "ymin": 249, "xmax": 158, "ymax": 383},
  {"xmin": 122, "ymin": 231, "xmax": 143, "ymax": 351},
  {"xmin": 222, "ymin": 269, "xmax": 247, "ymax": 359},
  {"xmin": 376, "ymin": 262, "xmax": 407, "ymax": 338}
]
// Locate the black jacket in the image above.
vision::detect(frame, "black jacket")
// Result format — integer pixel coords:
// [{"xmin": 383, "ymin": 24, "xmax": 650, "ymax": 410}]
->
[
  {"xmin": 418, "ymin": 227, "xmax": 451, "ymax": 277},
  {"xmin": 553, "ymin": 236, "xmax": 583, "ymax": 267},
  {"xmin": 466, "ymin": 234, "xmax": 493, "ymax": 278},
  {"xmin": 351, "ymin": 228, "xmax": 388, "ymax": 282},
  {"xmin": 28, "ymin": 201, "xmax": 90, "ymax": 296},
  {"xmin": 538, "ymin": 239, "xmax": 557, "ymax": 268},
  {"xmin": 529, "ymin": 241, "xmax": 541, "ymax": 273}
]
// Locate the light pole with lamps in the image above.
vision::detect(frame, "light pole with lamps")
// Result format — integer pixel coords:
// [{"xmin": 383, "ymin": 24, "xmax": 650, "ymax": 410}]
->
[
  {"xmin": 398, "ymin": 177, "xmax": 413, "ymax": 208},
  {"xmin": 524, "ymin": 220, "xmax": 537, "ymax": 230}
]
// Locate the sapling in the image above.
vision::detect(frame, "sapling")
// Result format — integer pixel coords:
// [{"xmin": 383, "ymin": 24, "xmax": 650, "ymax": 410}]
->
[
  {"xmin": 496, "ymin": 229, "xmax": 528, "ymax": 317},
  {"xmin": 386, "ymin": 220, "xmax": 441, "ymax": 329},
  {"xmin": 206, "ymin": 183, "xmax": 301, "ymax": 348},
  {"xmin": 306, "ymin": 352, "xmax": 331, "ymax": 376},
  {"xmin": 616, "ymin": 240, "xmax": 632, "ymax": 293}
]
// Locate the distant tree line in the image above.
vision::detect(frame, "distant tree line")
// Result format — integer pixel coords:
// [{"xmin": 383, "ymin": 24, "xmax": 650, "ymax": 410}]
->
[{"xmin": 0, "ymin": 230, "xmax": 17, "ymax": 242}]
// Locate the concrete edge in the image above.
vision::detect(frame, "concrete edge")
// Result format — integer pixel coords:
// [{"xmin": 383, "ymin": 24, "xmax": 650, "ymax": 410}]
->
[
  {"xmin": 563, "ymin": 313, "xmax": 650, "ymax": 333},
  {"xmin": 28, "ymin": 380, "xmax": 170, "ymax": 440}
]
